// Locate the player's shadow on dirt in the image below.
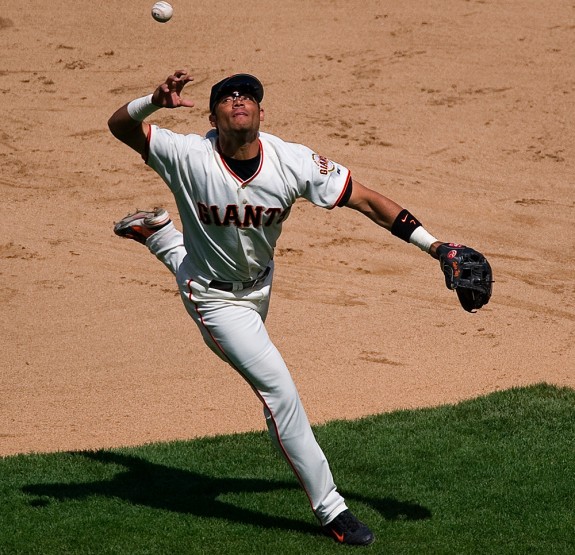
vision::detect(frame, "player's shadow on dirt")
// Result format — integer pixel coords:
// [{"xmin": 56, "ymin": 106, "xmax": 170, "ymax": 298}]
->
[{"xmin": 22, "ymin": 450, "xmax": 430, "ymax": 535}]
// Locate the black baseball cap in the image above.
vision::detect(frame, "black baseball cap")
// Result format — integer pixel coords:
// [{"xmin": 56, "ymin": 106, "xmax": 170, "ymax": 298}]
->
[{"xmin": 209, "ymin": 74, "xmax": 264, "ymax": 113}]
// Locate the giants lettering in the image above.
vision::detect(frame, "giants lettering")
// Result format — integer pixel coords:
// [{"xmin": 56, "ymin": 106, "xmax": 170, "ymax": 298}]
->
[
  {"xmin": 198, "ymin": 202, "xmax": 211, "ymax": 225},
  {"xmin": 222, "ymin": 205, "xmax": 241, "ymax": 227},
  {"xmin": 210, "ymin": 205, "xmax": 222, "ymax": 226},
  {"xmin": 312, "ymin": 153, "xmax": 335, "ymax": 176},
  {"xmin": 243, "ymin": 205, "xmax": 264, "ymax": 227},
  {"xmin": 318, "ymin": 156, "xmax": 329, "ymax": 175},
  {"xmin": 197, "ymin": 202, "xmax": 290, "ymax": 228}
]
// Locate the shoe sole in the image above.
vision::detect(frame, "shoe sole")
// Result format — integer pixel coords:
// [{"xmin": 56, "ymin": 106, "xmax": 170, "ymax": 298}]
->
[{"xmin": 114, "ymin": 209, "xmax": 169, "ymax": 235}]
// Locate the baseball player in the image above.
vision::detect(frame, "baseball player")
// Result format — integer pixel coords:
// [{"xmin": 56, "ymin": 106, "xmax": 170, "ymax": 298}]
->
[{"xmin": 108, "ymin": 70, "xmax": 491, "ymax": 546}]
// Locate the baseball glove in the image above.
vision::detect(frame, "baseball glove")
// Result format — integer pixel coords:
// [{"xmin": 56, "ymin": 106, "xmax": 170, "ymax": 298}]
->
[{"xmin": 436, "ymin": 243, "xmax": 493, "ymax": 312}]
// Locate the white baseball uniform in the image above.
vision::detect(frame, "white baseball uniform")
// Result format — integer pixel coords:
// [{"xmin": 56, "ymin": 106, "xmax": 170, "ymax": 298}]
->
[{"xmin": 144, "ymin": 126, "xmax": 352, "ymax": 525}]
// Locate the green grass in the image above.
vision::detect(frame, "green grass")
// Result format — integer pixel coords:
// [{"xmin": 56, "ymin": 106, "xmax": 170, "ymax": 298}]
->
[{"xmin": 1, "ymin": 383, "xmax": 573, "ymax": 554}]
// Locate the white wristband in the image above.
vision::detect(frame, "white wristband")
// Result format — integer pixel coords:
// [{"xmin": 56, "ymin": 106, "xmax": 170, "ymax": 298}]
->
[
  {"xmin": 127, "ymin": 94, "xmax": 160, "ymax": 121},
  {"xmin": 409, "ymin": 226, "xmax": 438, "ymax": 253}
]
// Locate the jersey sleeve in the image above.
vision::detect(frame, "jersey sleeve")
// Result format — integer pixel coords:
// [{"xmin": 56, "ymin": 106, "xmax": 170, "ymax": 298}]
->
[
  {"xmin": 298, "ymin": 144, "xmax": 351, "ymax": 209},
  {"xmin": 145, "ymin": 125, "xmax": 205, "ymax": 194}
]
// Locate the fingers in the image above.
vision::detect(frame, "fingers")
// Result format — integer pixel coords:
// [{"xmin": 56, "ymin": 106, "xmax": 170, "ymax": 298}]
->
[
  {"xmin": 166, "ymin": 69, "xmax": 194, "ymax": 90},
  {"xmin": 154, "ymin": 69, "xmax": 195, "ymax": 108},
  {"xmin": 173, "ymin": 69, "xmax": 194, "ymax": 82}
]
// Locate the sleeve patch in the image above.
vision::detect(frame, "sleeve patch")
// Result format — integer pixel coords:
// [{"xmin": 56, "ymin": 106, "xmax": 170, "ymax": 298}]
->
[{"xmin": 312, "ymin": 153, "xmax": 336, "ymax": 175}]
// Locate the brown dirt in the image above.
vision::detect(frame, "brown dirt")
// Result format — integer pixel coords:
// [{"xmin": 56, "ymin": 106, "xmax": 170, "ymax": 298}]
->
[{"xmin": 1, "ymin": 1, "xmax": 573, "ymax": 457}]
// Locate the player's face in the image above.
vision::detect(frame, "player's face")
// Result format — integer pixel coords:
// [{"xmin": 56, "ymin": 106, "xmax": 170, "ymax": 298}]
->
[{"xmin": 210, "ymin": 91, "xmax": 264, "ymax": 135}]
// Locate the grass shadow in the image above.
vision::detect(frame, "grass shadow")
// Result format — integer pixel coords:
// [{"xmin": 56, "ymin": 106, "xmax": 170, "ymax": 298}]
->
[{"xmin": 22, "ymin": 450, "xmax": 430, "ymax": 536}]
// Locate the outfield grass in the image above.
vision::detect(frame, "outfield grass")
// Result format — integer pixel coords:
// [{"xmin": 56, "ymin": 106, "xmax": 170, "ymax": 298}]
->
[{"xmin": 1, "ymin": 383, "xmax": 573, "ymax": 554}]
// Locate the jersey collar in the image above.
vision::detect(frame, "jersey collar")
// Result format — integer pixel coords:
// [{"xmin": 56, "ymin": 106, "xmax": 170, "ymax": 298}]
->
[{"xmin": 216, "ymin": 139, "xmax": 264, "ymax": 187}]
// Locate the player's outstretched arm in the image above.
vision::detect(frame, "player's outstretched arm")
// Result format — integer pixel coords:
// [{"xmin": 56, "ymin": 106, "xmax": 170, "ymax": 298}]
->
[
  {"xmin": 346, "ymin": 180, "xmax": 492, "ymax": 310},
  {"xmin": 108, "ymin": 70, "xmax": 195, "ymax": 156},
  {"xmin": 345, "ymin": 180, "xmax": 403, "ymax": 228},
  {"xmin": 345, "ymin": 180, "xmax": 442, "ymax": 257}
]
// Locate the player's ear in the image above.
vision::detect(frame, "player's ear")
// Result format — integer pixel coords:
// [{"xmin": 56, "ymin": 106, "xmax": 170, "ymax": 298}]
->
[
  {"xmin": 209, "ymin": 113, "xmax": 217, "ymax": 128},
  {"xmin": 259, "ymin": 107, "xmax": 265, "ymax": 121}
]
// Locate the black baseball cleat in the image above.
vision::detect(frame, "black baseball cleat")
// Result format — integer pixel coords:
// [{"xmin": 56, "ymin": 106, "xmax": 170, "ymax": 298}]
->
[
  {"xmin": 322, "ymin": 509, "xmax": 375, "ymax": 546},
  {"xmin": 113, "ymin": 208, "xmax": 171, "ymax": 244}
]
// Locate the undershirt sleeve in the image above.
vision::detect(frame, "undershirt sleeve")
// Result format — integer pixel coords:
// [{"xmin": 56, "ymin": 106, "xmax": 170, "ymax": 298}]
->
[{"xmin": 336, "ymin": 178, "xmax": 353, "ymax": 207}]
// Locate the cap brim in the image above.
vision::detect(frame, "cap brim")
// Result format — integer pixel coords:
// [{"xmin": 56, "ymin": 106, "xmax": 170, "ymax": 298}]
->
[{"xmin": 210, "ymin": 74, "xmax": 264, "ymax": 112}]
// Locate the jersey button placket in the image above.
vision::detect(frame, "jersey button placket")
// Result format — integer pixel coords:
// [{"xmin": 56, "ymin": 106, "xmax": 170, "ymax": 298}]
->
[
  {"xmin": 238, "ymin": 186, "xmax": 249, "ymax": 206},
  {"xmin": 237, "ymin": 188, "xmax": 255, "ymax": 268},
  {"xmin": 238, "ymin": 188, "xmax": 248, "ymax": 233}
]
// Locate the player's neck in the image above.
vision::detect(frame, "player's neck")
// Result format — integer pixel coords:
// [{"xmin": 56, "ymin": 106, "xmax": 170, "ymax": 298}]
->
[{"xmin": 217, "ymin": 132, "xmax": 260, "ymax": 160}]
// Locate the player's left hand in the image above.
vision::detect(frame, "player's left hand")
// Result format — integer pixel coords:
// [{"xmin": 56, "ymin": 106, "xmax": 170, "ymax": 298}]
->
[{"xmin": 436, "ymin": 243, "xmax": 493, "ymax": 312}]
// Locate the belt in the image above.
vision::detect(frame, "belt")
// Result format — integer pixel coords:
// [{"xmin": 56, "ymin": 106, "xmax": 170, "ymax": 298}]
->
[{"xmin": 209, "ymin": 267, "xmax": 271, "ymax": 292}]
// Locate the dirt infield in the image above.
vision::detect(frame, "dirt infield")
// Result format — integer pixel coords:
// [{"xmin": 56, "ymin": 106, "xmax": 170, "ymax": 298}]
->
[{"xmin": 1, "ymin": 1, "xmax": 573, "ymax": 457}]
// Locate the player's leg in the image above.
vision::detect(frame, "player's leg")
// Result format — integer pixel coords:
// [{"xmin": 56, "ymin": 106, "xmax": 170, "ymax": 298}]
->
[
  {"xmin": 181, "ymin": 281, "xmax": 347, "ymax": 524},
  {"xmin": 146, "ymin": 221, "xmax": 186, "ymax": 276},
  {"xmin": 114, "ymin": 208, "xmax": 186, "ymax": 276},
  {"xmin": 187, "ymin": 294, "xmax": 374, "ymax": 544}
]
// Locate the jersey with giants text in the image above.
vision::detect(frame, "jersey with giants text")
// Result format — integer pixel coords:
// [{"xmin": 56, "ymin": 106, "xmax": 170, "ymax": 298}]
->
[{"xmin": 146, "ymin": 128, "xmax": 351, "ymax": 282}]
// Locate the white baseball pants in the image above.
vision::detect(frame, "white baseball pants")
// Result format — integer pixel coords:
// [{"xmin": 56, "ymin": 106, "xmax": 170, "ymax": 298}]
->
[{"xmin": 146, "ymin": 223, "xmax": 347, "ymax": 525}]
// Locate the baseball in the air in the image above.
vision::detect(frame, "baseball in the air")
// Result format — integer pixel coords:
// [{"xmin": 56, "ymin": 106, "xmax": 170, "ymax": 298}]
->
[{"xmin": 151, "ymin": 2, "xmax": 173, "ymax": 23}]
